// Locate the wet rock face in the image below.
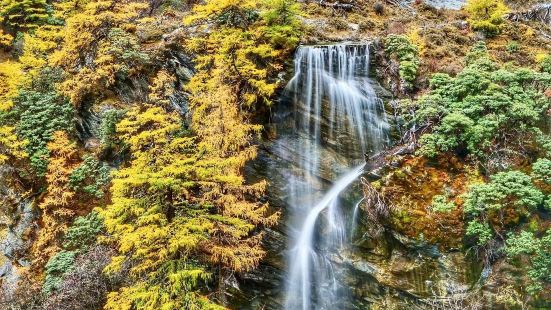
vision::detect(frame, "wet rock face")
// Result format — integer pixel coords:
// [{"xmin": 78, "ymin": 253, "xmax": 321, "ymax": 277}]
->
[
  {"xmin": 236, "ymin": 42, "xmax": 484, "ymax": 309},
  {"xmin": 238, "ymin": 43, "xmax": 473, "ymax": 308},
  {"xmin": 0, "ymin": 166, "xmax": 36, "ymax": 299}
]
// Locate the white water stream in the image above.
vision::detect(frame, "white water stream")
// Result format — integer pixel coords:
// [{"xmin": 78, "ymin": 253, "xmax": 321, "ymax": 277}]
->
[{"xmin": 281, "ymin": 44, "xmax": 389, "ymax": 309}]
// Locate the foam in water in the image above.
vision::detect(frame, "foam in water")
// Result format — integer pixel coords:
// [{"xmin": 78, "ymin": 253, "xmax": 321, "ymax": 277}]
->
[{"xmin": 281, "ymin": 44, "xmax": 389, "ymax": 309}]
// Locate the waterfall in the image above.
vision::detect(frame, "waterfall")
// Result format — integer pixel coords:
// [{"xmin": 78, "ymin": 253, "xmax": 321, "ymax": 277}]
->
[{"xmin": 279, "ymin": 44, "xmax": 389, "ymax": 309}]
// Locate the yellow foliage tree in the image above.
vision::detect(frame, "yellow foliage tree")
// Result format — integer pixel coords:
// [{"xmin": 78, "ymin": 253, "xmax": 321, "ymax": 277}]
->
[
  {"xmin": 31, "ymin": 131, "xmax": 81, "ymax": 268},
  {"xmin": 50, "ymin": 0, "xmax": 150, "ymax": 107},
  {"xmin": 181, "ymin": 0, "xmax": 300, "ymax": 300},
  {"xmin": 0, "ymin": 126, "xmax": 28, "ymax": 165},
  {"xmin": 149, "ymin": 70, "xmax": 177, "ymax": 106},
  {"xmin": 0, "ymin": 60, "xmax": 22, "ymax": 111},
  {"xmin": 465, "ymin": 0, "xmax": 509, "ymax": 36},
  {"xmin": 0, "ymin": 27, "xmax": 13, "ymax": 48},
  {"xmin": 101, "ymin": 104, "xmax": 277, "ymax": 308},
  {"xmin": 0, "ymin": 61, "xmax": 28, "ymax": 165},
  {"xmin": 185, "ymin": 0, "xmax": 301, "ymax": 107},
  {"xmin": 18, "ymin": 26, "xmax": 63, "ymax": 81}
]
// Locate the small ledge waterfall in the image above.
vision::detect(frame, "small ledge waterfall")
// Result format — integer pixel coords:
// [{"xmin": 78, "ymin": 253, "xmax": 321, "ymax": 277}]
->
[{"xmin": 276, "ymin": 44, "xmax": 389, "ymax": 309}]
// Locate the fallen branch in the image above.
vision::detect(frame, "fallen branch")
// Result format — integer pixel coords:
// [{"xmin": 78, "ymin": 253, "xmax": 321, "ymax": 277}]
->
[{"xmin": 360, "ymin": 177, "xmax": 392, "ymax": 236}]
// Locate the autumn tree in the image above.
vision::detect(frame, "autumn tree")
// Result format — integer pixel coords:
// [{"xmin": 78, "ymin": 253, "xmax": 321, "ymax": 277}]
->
[
  {"xmin": 465, "ymin": 0, "xmax": 509, "ymax": 36},
  {"xmin": 31, "ymin": 131, "xmax": 81, "ymax": 269},
  {"xmin": 101, "ymin": 105, "xmax": 277, "ymax": 308},
  {"xmin": 50, "ymin": 0, "xmax": 150, "ymax": 107},
  {"xmin": 185, "ymin": 0, "xmax": 301, "ymax": 107},
  {"xmin": 183, "ymin": 0, "xmax": 301, "ymax": 299},
  {"xmin": 30, "ymin": 129, "xmax": 108, "ymax": 272},
  {"xmin": 0, "ymin": 61, "xmax": 27, "ymax": 165}
]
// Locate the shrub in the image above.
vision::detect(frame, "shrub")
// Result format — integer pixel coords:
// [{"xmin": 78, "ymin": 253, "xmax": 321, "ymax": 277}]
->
[
  {"xmin": 328, "ymin": 17, "xmax": 349, "ymax": 30},
  {"xmin": 13, "ymin": 90, "xmax": 74, "ymax": 175},
  {"xmin": 384, "ymin": 34, "xmax": 420, "ymax": 89},
  {"xmin": 415, "ymin": 43, "xmax": 551, "ymax": 160},
  {"xmin": 466, "ymin": 221, "xmax": 493, "ymax": 246},
  {"xmin": 532, "ymin": 158, "xmax": 551, "ymax": 185},
  {"xmin": 43, "ymin": 251, "xmax": 77, "ymax": 294},
  {"xmin": 506, "ymin": 41, "xmax": 520, "ymax": 53},
  {"xmin": 42, "ymin": 246, "xmax": 118, "ymax": 310},
  {"xmin": 98, "ymin": 109, "xmax": 124, "ymax": 150},
  {"xmin": 538, "ymin": 54, "xmax": 551, "ymax": 74},
  {"xmin": 63, "ymin": 211, "xmax": 104, "ymax": 250},
  {"xmin": 68, "ymin": 155, "xmax": 110, "ymax": 198},
  {"xmin": 430, "ymin": 195, "xmax": 456, "ymax": 213},
  {"xmin": 263, "ymin": 0, "xmax": 302, "ymax": 49},
  {"xmin": 0, "ymin": 68, "xmax": 75, "ymax": 176},
  {"xmin": 506, "ymin": 230, "xmax": 551, "ymax": 295},
  {"xmin": 464, "ymin": 171, "xmax": 545, "ymax": 246}
]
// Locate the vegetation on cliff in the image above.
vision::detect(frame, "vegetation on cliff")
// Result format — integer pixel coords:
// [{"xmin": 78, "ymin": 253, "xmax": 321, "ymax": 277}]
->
[{"xmin": 0, "ymin": 0, "xmax": 550, "ymax": 308}]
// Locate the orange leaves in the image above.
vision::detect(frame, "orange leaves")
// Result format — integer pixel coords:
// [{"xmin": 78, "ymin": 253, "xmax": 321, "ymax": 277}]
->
[
  {"xmin": 32, "ymin": 131, "xmax": 81, "ymax": 269},
  {"xmin": 383, "ymin": 155, "xmax": 470, "ymax": 248}
]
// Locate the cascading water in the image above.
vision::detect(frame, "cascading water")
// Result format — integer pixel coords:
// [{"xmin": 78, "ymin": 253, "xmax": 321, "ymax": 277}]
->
[{"xmin": 277, "ymin": 44, "xmax": 389, "ymax": 309}]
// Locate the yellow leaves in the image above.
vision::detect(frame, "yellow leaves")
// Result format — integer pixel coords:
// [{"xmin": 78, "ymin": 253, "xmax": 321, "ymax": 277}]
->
[
  {"xmin": 52, "ymin": 0, "xmax": 92, "ymax": 19},
  {"xmin": 168, "ymin": 268, "xmax": 211, "ymax": 292},
  {"xmin": 0, "ymin": 29, "xmax": 13, "ymax": 48},
  {"xmin": 184, "ymin": 0, "xmax": 259, "ymax": 26},
  {"xmin": 105, "ymin": 286, "xmax": 135, "ymax": 310},
  {"xmin": 0, "ymin": 60, "xmax": 22, "ymax": 111},
  {"xmin": 101, "ymin": 100, "xmax": 278, "ymax": 306},
  {"xmin": 51, "ymin": 0, "xmax": 149, "ymax": 106},
  {"xmin": 536, "ymin": 53, "xmax": 549, "ymax": 63},
  {"xmin": 19, "ymin": 26, "xmax": 62, "ymax": 77},
  {"xmin": 204, "ymin": 233, "xmax": 265, "ymax": 273},
  {"xmin": 149, "ymin": 70, "xmax": 176, "ymax": 106},
  {"xmin": 186, "ymin": 27, "xmax": 281, "ymax": 110},
  {"xmin": 168, "ymin": 218, "xmax": 212, "ymax": 255},
  {"xmin": 189, "ymin": 78, "xmax": 262, "ymax": 158},
  {"xmin": 116, "ymin": 105, "xmax": 181, "ymax": 153},
  {"xmin": 104, "ymin": 273, "xmax": 222, "ymax": 310},
  {"xmin": 0, "ymin": 126, "xmax": 28, "ymax": 164},
  {"xmin": 99, "ymin": 0, "xmax": 291, "ymax": 304},
  {"xmin": 103, "ymin": 106, "xmax": 198, "ymax": 278},
  {"xmin": 407, "ymin": 27, "xmax": 425, "ymax": 56},
  {"xmin": 465, "ymin": 0, "xmax": 509, "ymax": 35},
  {"xmin": 465, "ymin": 0, "xmax": 509, "ymax": 19}
]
